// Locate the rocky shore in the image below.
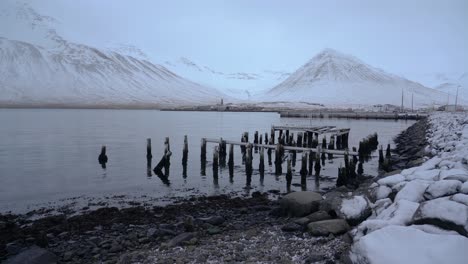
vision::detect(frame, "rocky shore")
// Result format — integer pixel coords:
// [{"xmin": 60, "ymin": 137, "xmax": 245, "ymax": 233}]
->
[{"xmin": 2, "ymin": 113, "xmax": 467, "ymax": 264}]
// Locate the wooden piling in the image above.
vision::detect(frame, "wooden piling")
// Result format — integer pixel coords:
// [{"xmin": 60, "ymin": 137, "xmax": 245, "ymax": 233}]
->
[
  {"xmin": 267, "ymin": 146, "xmax": 272, "ymax": 166},
  {"xmin": 264, "ymin": 132, "xmax": 269, "ymax": 145},
  {"xmin": 275, "ymin": 143, "xmax": 282, "ymax": 175},
  {"xmin": 314, "ymin": 146, "xmax": 321, "ymax": 177},
  {"xmin": 308, "ymin": 150, "xmax": 314, "ymax": 175},
  {"xmin": 379, "ymin": 145, "xmax": 384, "ymax": 164},
  {"xmin": 300, "ymin": 152, "xmax": 307, "ymax": 186},
  {"xmin": 259, "ymin": 146, "xmax": 265, "ymax": 175},
  {"xmin": 386, "ymin": 144, "xmax": 391, "ymax": 158},
  {"xmin": 213, "ymin": 146, "xmax": 219, "ymax": 178},
  {"xmin": 270, "ymin": 127, "xmax": 275, "ymax": 145},
  {"xmin": 328, "ymin": 136, "xmax": 334, "ymax": 160},
  {"xmin": 254, "ymin": 131, "xmax": 259, "ymax": 153},
  {"xmin": 245, "ymin": 143, "xmax": 253, "ymax": 186},
  {"xmin": 228, "ymin": 144, "xmax": 234, "ymax": 181},
  {"xmin": 182, "ymin": 136, "xmax": 188, "ymax": 178},
  {"xmin": 286, "ymin": 156, "xmax": 292, "ymax": 187},
  {"xmin": 98, "ymin": 145, "xmax": 108, "ymax": 168},
  {"xmin": 146, "ymin": 139, "xmax": 152, "ymax": 162},
  {"xmin": 200, "ymin": 138, "xmax": 207, "ymax": 176},
  {"xmin": 307, "ymin": 132, "xmax": 313, "ymax": 148},
  {"xmin": 357, "ymin": 161, "xmax": 364, "ymax": 175}
]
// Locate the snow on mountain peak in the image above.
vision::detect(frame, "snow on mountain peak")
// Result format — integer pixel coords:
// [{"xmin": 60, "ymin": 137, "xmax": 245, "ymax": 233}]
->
[{"xmin": 265, "ymin": 49, "xmax": 458, "ymax": 108}]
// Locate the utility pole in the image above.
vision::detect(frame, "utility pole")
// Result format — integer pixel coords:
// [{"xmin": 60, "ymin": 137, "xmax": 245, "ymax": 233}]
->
[
  {"xmin": 454, "ymin": 86, "xmax": 459, "ymax": 112},
  {"xmin": 401, "ymin": 89, "xmax": 404, "ymax": 112},
  {"xmin": 411, "ymin": 93, "xmax": 414, "ymax": 112}
]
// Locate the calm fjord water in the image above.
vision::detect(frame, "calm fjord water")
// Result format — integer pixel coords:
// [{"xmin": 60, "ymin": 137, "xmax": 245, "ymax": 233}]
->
[{"xmin": 0, "ymin": 109, "xmax": 414, "ymax": 210}]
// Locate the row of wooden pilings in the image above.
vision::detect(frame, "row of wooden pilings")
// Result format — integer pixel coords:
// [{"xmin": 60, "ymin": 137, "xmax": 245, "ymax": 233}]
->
[
  {"xmin": 96, "ymin": 130, "xmax": 387, "ymax": 189},
  {"xmin": 200, "ymin": 129, "xmax": 363, "ymax": 189}
]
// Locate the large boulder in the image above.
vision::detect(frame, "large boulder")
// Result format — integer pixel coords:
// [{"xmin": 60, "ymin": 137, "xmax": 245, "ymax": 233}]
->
[
  {"xmin": 373, "ymin": 185, "xmax": 392, "ymax": 201},
  {"xmin": 439, "ymin": 169, "xmax": 468, "ymax": 182},
  {"xmin": 339, "ymin": 196, "xmax": 372, "ymax": 225},
  {"xmin": 395, "ymin": 180, "xmax": 429, "ymax": 202},
  {"xmin": 452, "ymin": 193, "xmax": 468, "ymax": 206},
  {"xmin": 406, "ymin": 169, "xmax": 440, "ymax": 181},
  {"xmin": 280, "ymin": 191, "xmax": 322, "ymax": 217},
  {"xmin": 307, "ymin": 219, "xmax": 350, "ymax": 236},
  {"xmin": 424, "ymin": 180, "xmax": 461, "ymax": 200},
  {"xmin": 352, "ymin": 199, "xmax": 419, "ymax": 240},
  {"xmin": 461, "ymin": 181, "xmax": 468, "ymax": 194},
  {"xmin": 4, "ymin": 246, "xmax": 58, "ymax": 264},
  {"xmin": 319, "ymin": 191, "xmax": 345, "ymax": 216},
  {"xmin": 412, "ymin": 198, "xmax": 468, "ymax": 236},
  {"xmin": 377, "ymin": 174, "xmax": 405, "ymax": 188},
  {"xmin": 349, "ymin": 225, "xmax": 468, "ymax": 264}
]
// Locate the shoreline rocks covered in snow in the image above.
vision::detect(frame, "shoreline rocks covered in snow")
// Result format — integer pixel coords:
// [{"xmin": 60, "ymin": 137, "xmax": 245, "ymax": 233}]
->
[{"xmin": 349, "ymin": 112, "xmax": 468, "ymax": 263}]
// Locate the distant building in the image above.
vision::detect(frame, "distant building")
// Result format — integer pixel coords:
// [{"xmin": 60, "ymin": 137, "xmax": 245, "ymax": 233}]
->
[
  {"xmin": 437, "ymin": 105, "xmax": 464, "ymax": 111},
  {"xmin": 372, "ymin": 104, "xmax": 400, "ymax": 112}
]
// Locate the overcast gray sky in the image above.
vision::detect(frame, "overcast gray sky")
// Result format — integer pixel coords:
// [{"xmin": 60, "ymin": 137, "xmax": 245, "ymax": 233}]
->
[{"xmin": 26, "ymin": 0, "xmax": 468, "ymax": 83}]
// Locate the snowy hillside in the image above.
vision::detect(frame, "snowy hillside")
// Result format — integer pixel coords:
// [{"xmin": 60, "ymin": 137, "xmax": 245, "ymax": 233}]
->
[
  {"xmin": 164, "ymin": 57, "xmax": 290, "ymax": 100},
  {"xmin": 264, "ymin": 49, "xmax": 460, "ymax": 108},
  {"xmin": 0, "ymin": 1, "xmax": 225, "ymax": 107},
  {"xmin": 432, "ymin": 73, "xmax": 468, "ymax": 104}
]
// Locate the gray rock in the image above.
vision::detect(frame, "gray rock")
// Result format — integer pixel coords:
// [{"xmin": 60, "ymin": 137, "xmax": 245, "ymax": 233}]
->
[
  {"xmin": 199, "ymin": 215, "xmax": 225, "ymax": 226},
  {"xmin": 207, "ymin": 227, "xmax": 222, "ymax": 235},
  {"xmin": 5, "ymin": 242, "xmax": 24, "ymax": 255},
  {"xmin": 167, "ymin": 232, "xmax": 196, "ymax": 247},
  {"xmin": 293, "ymin": 217, "xmax": 311, "ymax": 226},
  {"xmin": 338, "ymin": 196, "xmax": 372, "ymax": 226},
  {"xmin": 424, "ymin": 180, "xmax": 461, "ymax": 200},
  {"xmin": 412, "ymin": 198, "xmax": 468, "ymax": 236},
  {"xmin": 62, "ymin": 251, "xmax": 74, "ymax": 261},
  {"xmin": 307, "ymin": 219, "xmax": 350, "ymax": 236},
  {"xmin": 109, "ymin": 241, "xmax": 123, "ymax": 253},
  {"xmin": 281, "ymin": 222, "xmax": 303, "ymax": 232},
  {"xmin": 280, "ymin": 191, "xmax": 322, "ymax": 217},
  {"xmin": 146, "ymin": 227, "xmax": 157, "ymax": 238},
  {"xmin": 319, "ymin": 191, "xmax": 345, "ymax": 217},
  {"xmin": 306, "ymin": 211, "xmax": 332, "ymax": 223},
  {"xmin": 4, "ymin": 246, "xmax": 58, "ymax": 264},
  {"xmin": 0, "ymin": 221, "xmax": 6, "ymax": 229}
]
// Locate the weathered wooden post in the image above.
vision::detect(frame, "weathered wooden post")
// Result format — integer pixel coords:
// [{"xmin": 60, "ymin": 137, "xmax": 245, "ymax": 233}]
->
[
  {"xmin": 378, "ymin": 145, "xmax": 384, "ymax": 164},
  {"xmin": 270, "ymin": 127, "xmax": 275, "ymax": 145},
  {"xmin": 352, "ymin": 147, "xmax": 358, "ymax": 165},
  {"xmin": 286, "ymin": 156, "xmax": 292, "ymax": 188},
  {"xmin": 213, "ymin": 146, "xmax": 219, "ymax": 178},
  {"xmin": 297, "ymin": 132, "xmax": 303, "ymax": 148},
  {"xmin": 259, "ymin": 134, "xmax": 263, "ymax": 148},
  {"xmin": 200, "ymin": 138, "xmax": 207, "ymax": 176},
  {"xmin": 322, "ymin": 137, "xmax": 327, "ymax": 149},
  {"xmin": 164, "ymin": 138, "xmax": 171, "ymax": 176},
  {"xmin": 336, "ymin": 135, "xmax": 342, "ymax": 150},
  {"xmin": 328, "ymin": 136, "xmax": 334, "ymax": 160},
  {"xmin": 182, "ymin": 136, "xmax": 188, "ymax": 178},
  {"xmin": 300, "ymin": 152, "xmax": 308, "ymax": 186},
  {"xmin": 264, "ymin": 132, "xmax": 269, "ymax": 145},
  {"xmin": 228, "ymin": 143, "xmax": 234, "ymax": 180},
  {"xmin": 285, "ymin": 130, "xmax": 290, "ymax": 145},
  {"xmin": 146, "ymin": 139, "xmax": 152, "ymax": 176},
  {"xmin": 146, "ymin": 138, "xmax": 152, "ymax": 163},
  {"xmin": 278, "ymin": 129, "xmax": 283, "ymax": 144},
  {"xmin": 259, "ymin": 146, "xmax": 265, "ymax": 178},
  {"xmin": 344, "ymin": 149, "xmax": 350, "ymax": 173},
  {"xmin": 98, "ymin": 145, "xmax": 108, "ymax": 169},
  {"xmin": 219, "ymin": 138, "xmax": 226, "ymax": 167},
  {"xmin": 314, "ymin": 146, "xmax": 321, "ymax": 177},
  {"xmin": 254, "ymin": 131, "xmax": 259, "ymax": 153},
  {"xmin": 308, "ymin": 150, "xmax": 314, "ymax": 175},
  {"xmin": 357, "ymin": 161, "xmax": 364, "ymax": 175},
  {"xmin": 245, "ymin": 143, "xmax": 253, "ymax": 186},
  {"xmin": 386, "ymin": 144, "xmax": 391, "ymax": 158},
  {"xmin": 307, "ymin": 132, "xmax": 313, "ymax": 148},
  {"xmin": 275, "ymin": 143, "xmax": 282, "ymax": 175},
  {"xmin": 291, "ymin": 139, "xmax": 297, "ymax": 167},
  {"xmin": 267, "ymin": 145, "xmax": 272, "ymax": 166}
]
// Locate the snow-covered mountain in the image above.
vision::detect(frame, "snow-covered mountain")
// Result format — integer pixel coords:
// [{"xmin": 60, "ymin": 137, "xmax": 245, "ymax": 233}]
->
[
  {"xmin": 264, "ymin": 49, "xmax": 460, "ymax": 108},
  {"xmin": 164, "ymin": 57, "xmax": 290, "ymax": 100},
  {"xmin": 431, "ymin": 73, "xmax": 468, "ymax": 104},
  {"xmin": 0, "ymin": 0, "xmax": 225, "ymax": 107}
]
